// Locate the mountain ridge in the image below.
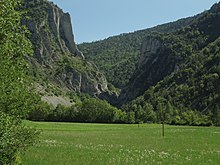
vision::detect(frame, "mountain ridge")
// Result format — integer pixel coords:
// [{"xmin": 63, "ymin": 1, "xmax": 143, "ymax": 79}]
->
[
  {"xmin": 121, "ymin": 2, "xmax": 220, "ymax": 125},
  {"xmin": 22, "ymin": 0, "xmax": 113, "ymax": 106},
  {"xmin": 78, "ymin": 11, "xmax": 203, "ymax": 88},
  {"xmin": 20, "ymin": 0, "xmax": 220, "ymax": 125},
  {"xmin": 78, "ymin": 1, "xmax": 220, "ymax": 125}
]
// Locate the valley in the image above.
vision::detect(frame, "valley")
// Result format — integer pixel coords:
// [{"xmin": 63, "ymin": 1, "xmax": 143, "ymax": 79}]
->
[
  {"xmin": 0, "ymin": 0, "xmax": 220, "ymax": 164},
  {"xmin": 21, "ymin": 0, "xmax": 220, "ymax": 126}
]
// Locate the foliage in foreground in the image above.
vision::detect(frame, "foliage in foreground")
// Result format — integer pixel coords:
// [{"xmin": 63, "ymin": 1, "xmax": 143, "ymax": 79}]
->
[
  {"xmin": 0, "ymin": 112, "xmax": 39, "ymax": 164},
  {"xmin": 0, "ymin": 0, "xmax": 39, "ymax": 164}
]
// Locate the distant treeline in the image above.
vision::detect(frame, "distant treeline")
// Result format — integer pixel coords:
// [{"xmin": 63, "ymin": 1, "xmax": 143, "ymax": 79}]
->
[
  {"xmin": 28, "ymin": 98, "xmax": 134, "ymax": 124},
  {"xmin": 28, "ymin": 97, "xmax": 219, "ymax": 126}
]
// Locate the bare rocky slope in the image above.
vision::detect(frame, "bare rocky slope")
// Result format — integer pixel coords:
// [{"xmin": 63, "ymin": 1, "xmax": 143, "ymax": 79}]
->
[{"xmin": 22, "ymin": 0, "xmax": 112, "ymax": 105}]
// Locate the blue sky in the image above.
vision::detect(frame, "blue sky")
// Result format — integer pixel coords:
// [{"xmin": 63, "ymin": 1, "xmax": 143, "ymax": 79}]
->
[{"xmin": 51, "ymin": 0, "xmax": 218, "ymax": 43}]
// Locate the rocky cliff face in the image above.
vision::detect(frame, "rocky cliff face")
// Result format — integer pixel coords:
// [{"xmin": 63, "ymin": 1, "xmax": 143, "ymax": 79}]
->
[
  {"xmin": 119, "ymin": 35, "xmax": 182, "ymax": 105},
  {"xmin": 53, "ymin": 61, "xmax": 109, "ymax": 96},
  {"xmin": 48, "ymin": 4, "xmax": 84, "ymax": 59},
  {"xmin": 22, "ymin": 0, "xmax": 109, "ymax": 98},
  {"xmin": 23, "ymin": 0, "xmax": 84, "ymax": 65}
]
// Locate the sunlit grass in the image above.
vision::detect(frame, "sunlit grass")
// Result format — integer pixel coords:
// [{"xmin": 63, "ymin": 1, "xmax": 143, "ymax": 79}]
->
[{"xmin": 22, "ymin": 121, "xmax": 220, "ymax": 165}]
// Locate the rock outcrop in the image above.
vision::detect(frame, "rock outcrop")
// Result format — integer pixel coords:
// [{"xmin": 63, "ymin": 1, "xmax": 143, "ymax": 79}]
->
[
  {"xmin": 54, "ymin": 63, "xmax": 109, "ymax": 96},
  {"xmin": 22, "ymin": 0, "xmax": 110, "ymax": 98},
  {"xmin": 23, "ymin": 0, "xmax": 84, "ymax": 66},
  {"xmin": 48, "ymin": 4, "xmax": 84, "ymax": 59},
  {"xmin": 119, "ymin": 35, "xmax": 181, "ymax": 105}
]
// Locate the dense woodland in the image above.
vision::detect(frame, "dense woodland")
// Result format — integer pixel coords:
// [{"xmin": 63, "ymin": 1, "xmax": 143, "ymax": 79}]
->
[
  {"xmin": 78, "ymin": 15, "xmax": 198, "ymax": 88},
  {"xmin": 122, "ymin": 3, "xmax": 220, "ymax": 126},
  {"xmin": 79, "ymin": 2, "xmax": 220, "ymax": 126}
]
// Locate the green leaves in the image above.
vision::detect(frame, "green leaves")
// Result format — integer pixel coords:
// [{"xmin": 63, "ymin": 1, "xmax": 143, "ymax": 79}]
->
[
  {"xmin": 0, "ymin": 112, "xmax": 39, "ymax": 164},
  {"xmin": 0, "ymin": 0, "xmax": 39, "ymax": 164},
  {"xmin": 0, "ymin": 0, "xmax": 34, "ymax": 117}
]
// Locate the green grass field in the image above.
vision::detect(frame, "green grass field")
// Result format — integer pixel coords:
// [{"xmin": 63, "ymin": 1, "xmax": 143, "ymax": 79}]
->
[{"xmin": 22, "ymin": 121, "xmax": 220, "ymax": 165}]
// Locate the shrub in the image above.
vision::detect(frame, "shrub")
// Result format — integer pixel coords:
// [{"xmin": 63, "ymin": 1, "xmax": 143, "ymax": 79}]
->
[{"xmin": 0, "ymin": 112, "xmax": 39, "ymax": 164}]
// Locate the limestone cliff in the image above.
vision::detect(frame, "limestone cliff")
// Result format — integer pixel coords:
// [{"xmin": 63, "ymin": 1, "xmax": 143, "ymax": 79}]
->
[
  {"xmin": 53, "ymin": 57, "xmax": 109, "ymax": 96},
  {"xmin": 22, "ymin": 0, "xmax": 110, "ymax": 100},
  {"xmin": 119, "ymin": 35, "xmax": 183, "ymax": 104},
  {"xmin": 23, "ymin": 0, "xmax": 84, "ymax": 65},
  {"xmin": 48, "ymin": 4, "xmax": 84, "ymax": 59}
]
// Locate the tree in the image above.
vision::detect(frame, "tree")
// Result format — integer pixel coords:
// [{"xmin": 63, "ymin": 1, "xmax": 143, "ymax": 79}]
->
[
  {"xmin": 211, "ymin": 104, "xmax": 220, "ymax": 126},
  {"xmin": 78, "ymin": 98, "xmax": 120, "ymax": 123},
  {"xmin": 164, "ymin": 101, "xmax": 174, "ymax": 124},
  {"xmin": 143, "ymin": 102, "xmax": 156, "ymax": 123},
  {"xmin": 126, "ymin": 112, "xmax": 136, "ymax": 124},
  {"xmin": 0, "ymin": 0, "xmax": 39, "ymax": 164},
  {"xmin": 156, "ymin": 97, "xmax": 167, "ymax": 136},
  {"xmin": 0, "ymin": 0, "xmax": 34, "ymax": 116},
  {"xmin": 0, "ymin": 112, "xmax": 38, "ymax": 164},
  {"xmin": 28, "ymin": 100, "xmax": 51, "ymax": 121}
]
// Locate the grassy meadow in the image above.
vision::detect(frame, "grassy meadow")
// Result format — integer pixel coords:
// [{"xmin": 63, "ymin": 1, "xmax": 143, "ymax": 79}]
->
[{"xmin": 22, "ymin": 121, "xmax": 220, "ymax": 165}]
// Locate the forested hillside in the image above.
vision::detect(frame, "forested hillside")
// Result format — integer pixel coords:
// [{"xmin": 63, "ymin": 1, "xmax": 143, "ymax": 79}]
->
[
  {"xmin": 122, "ymin": 3, "xmax": 220, "ymax": 126},
  {"xmin": 78, "ymin": 15, "xmax": 200, "ymax": 88},
  {"xmin": 23, "ymin": 0, "xmax": 220, "ymax": 126},
  {"xmin": 120, "ymin": 3, "xmax": 220, "ymax": 103},
  {"xmin": 79, "ymin": 2, "xmax": 220, "ymax": 126}
]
